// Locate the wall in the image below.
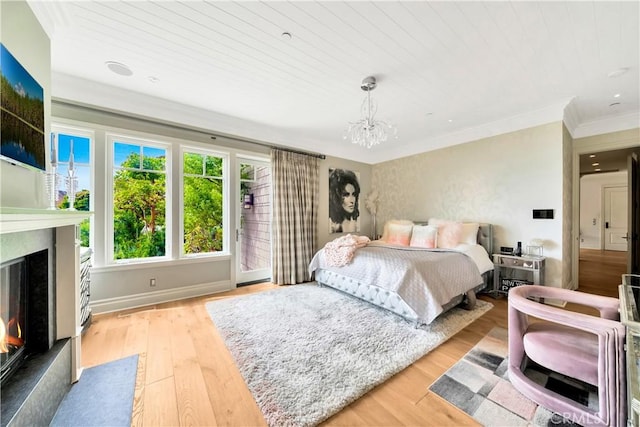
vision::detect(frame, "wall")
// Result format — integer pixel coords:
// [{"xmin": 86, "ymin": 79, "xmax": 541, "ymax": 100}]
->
[
  {"xmin": 580, "ymin": 171, "xmax": 627, "ymax": 249},
  {"xmin": 562, "ymin": 124, "xmax": 573, "ymax": 289},
  {"xmin": 372, "ymin": 121, "xmax": 567, "ymax": 287},
  {"xmin": 0, "ymin": 1, "xmax": 50, "ymax": 209}
]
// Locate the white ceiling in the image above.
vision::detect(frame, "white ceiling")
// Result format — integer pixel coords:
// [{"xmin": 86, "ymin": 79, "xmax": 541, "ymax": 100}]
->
[{"xmin": 28, "ymin": 1, "xmax": 640, "ymax": 164}]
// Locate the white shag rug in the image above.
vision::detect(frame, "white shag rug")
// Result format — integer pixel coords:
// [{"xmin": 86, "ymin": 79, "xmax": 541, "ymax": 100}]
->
[{"xmin": 206, "ymin": 283, "xmax": 493, "ymax": 427}]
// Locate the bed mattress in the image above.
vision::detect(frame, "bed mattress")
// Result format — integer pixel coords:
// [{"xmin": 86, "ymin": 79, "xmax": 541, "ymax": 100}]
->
[{"xmin": 309, "ymin": 243, "xmax": 490, "ymax": 324}]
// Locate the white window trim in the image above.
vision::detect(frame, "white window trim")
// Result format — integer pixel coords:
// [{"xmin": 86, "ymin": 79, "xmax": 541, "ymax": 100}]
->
[
  {"xmin": 179, "ymin": 145, "xmax": 231, "ymax": 258},
  {"xmin": 51, "ymin": 124, "xmax": 95, "ymax": 251},
  {"xmin": 107, "ymin": 133, "xmax": 172, "ymax": 265}
]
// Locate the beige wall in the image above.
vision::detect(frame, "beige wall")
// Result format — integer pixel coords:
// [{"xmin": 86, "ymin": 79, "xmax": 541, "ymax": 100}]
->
[
  {"xmin": 0, "ymin": 0, "xmax": 50, "ymax": 209},
  {"xmin": 562, "ymin": 124, "xmax": 573, "ymax": 288},
  {"xmin": 372, "ymin": 121, "xmax": 567, "ymax": 287},
  {"xmin": 574, "ymin": 128, "xmax": 640, "ymax": 151}
]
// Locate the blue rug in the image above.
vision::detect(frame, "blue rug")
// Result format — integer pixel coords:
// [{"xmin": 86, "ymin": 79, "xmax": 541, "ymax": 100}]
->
[{"xmin": 50, "ymin": 354, "xmax": 138, "ymax": 427}]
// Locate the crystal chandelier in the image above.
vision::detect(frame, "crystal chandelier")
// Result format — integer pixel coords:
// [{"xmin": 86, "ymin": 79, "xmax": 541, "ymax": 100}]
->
[{"xmin": 343, "ymin": 76, "xmax": 397, "ymax": 149}]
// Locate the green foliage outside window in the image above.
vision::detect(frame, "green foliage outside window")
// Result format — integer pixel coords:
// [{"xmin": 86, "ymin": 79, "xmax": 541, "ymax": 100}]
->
[
  {"xmin": 113, "ymin": 152, "xmax": 166, "ymax": 260},
  {"xmin": 183, "ymin": 152, "xmax": 224, "ymax": 254}
]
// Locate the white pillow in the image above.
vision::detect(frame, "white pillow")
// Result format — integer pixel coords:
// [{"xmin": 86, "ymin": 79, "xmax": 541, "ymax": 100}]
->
[
  {"xmin": 460, "ymin": 222, "xmax": 480, "ymax": 245},
  {"xmin": 410, "ymin": 225, "xmax": 438, "ymax": 248}
]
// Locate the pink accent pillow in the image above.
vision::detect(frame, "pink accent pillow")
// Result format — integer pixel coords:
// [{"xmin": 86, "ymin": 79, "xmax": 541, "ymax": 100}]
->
[
  {"xmin": 428, "ymin": 218, "xmax": 463, "ymax": 248},
  {"xmin": 381, "ymin": 220, "xmax": 414, "ymax": 242},
  {"xmin": 410, "ymin": 225, "xmax": 438, "ymax": 248},
  {"xmin": 385, "ymin": 223, "xmax": 413, "ymax": 246}
]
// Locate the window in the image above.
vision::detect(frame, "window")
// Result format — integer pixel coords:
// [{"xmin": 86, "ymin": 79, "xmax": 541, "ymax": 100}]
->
[
  {"xmin": 111, "ymin": 138, "xmax": 168, "ymax": 261},
  {"xmin": 182, "ymin": 149, "xmax": 226, "ymax": 255},
  {"xmin": 52, "ymin": 127, "xmax": 93, "ymax": 248}
]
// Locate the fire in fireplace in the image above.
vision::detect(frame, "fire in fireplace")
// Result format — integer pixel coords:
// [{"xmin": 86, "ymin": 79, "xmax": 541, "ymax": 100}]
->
[{"xmin": 0, "ymin": 257, "xmax": 27, "ymax": 383}]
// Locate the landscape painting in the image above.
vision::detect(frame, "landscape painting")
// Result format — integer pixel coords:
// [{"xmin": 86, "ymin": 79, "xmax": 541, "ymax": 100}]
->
[{"xmin": 0, "ymin": 43, "xmax": 45, "ymax": 171}]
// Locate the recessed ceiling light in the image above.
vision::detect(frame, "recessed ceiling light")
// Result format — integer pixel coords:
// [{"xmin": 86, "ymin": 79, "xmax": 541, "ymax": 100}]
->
[
  {"xmin": 592, "ymin": 162, "xmax": 599, "ymax": 166},
  {"xmin": 448, "ymin": 119, "xmax": 453, "ymax": 123},
  {"xmin": 595, "ymin": 168, "xmax": 601, "ymax": 172},
  {"xmin": 105, "ymin": 61, "xmax": 133, "ymax": 76},
  {"xmin": 614, "ymin": 93, "xmax": 621, "ymax": 98},
  {"xmin": 281, "ymin": 32, "xmax": 292, "ymax": 40},
  {"xmin": 589, "ymin": 154, "xmax": 596, "ymax": 158},
  {"xmin": 607, "ymin": 67, "xmax": 629, "ymax": 78}
]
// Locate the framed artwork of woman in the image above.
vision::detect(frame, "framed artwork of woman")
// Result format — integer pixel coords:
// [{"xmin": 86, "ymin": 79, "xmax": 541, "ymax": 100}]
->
[{"xmin": 329, "ymin": 168, "xmax": 360, "ymax": 233}]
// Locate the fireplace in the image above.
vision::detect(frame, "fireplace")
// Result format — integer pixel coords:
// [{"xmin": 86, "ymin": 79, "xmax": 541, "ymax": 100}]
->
[
  {"xmin": 0, "ymin": 257, "xmax": 26, "ymax": 383},
  {"xmin": 0, "ymin": 210, "xmax": 89, "ymax": 427},
  {"xmin": 0, "ymin": 249, "xmax": 51, "ymax": 385}
]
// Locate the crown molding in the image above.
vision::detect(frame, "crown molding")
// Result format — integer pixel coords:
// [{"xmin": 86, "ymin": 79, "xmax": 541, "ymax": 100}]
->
[
  {"xmin": 368, "ymin": 99, "xmax": 572, "ymax": 164},
  {"xmin": 571, "ymin": 111, "xmax": 640, "ymax": 139}
]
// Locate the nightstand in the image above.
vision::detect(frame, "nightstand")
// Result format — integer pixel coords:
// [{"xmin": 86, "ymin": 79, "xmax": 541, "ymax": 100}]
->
[{"xmin": 492, "ymin": 253, "xmax": 545, "ymax": 296}]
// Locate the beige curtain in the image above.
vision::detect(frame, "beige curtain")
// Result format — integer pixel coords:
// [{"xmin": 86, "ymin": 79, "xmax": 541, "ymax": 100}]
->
[{"xmin": 271, "ymin": 149, "xmax": 319, "ymax": 284}]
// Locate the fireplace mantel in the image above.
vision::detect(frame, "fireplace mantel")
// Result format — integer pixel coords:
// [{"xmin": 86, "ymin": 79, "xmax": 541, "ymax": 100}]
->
[
  {"xmin": 0, "ymin": 206, "xmax": 91, "ymax": 385},
  {"xmin": 0, "ymin": 207, "xmax": 91, "ymax": 234}
]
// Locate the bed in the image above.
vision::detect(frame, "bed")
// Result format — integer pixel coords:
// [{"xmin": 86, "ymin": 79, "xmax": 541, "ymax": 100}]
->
[{"xmin": 308, "ymin": 222, "xmax": 494, "ymax": 325}]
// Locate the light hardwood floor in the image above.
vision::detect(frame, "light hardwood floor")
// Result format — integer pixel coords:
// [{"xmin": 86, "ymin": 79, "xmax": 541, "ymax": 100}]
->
[{"xmin": 81, "ymin": 249, "xmax": 627, "ymax": 427}]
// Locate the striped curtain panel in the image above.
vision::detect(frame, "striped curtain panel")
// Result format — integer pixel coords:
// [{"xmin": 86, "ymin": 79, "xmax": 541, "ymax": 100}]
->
[{"xmin": 271, "ymin": 149, "xmax": 319, "ymax": 284}]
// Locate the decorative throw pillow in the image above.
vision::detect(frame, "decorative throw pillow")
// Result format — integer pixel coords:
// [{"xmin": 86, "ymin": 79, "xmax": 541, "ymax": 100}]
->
[
  {"xmin": 381, "ymin": 220, "xmax": 414, "ymax": 242},
  {"xmin": 409, "ymin": 225, "xmax": 438, "ymax": 248},
  {"xmin": 459, "ymin": 222, "xmax": 480, "ymax": 245},
  {"xmin": 385, "ymin": 222, "xmax": 414, "ymax": 246},
  {"xmin": 428, "ymin": 218, "xmax": 463, "ymax": 249}
]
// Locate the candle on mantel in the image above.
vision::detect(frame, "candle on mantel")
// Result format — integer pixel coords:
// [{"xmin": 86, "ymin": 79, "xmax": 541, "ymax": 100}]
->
[
  {"xmin": 50, "ymin": 133, "xmax": 57, "ymax": 166},
  {"xmin": 68, "ymin": 139, "xmax": 74, "ymax": 176}
]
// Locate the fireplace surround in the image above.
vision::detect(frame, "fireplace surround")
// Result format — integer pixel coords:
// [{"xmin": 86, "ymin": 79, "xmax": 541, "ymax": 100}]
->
[
  {"xmin": 0, "ymin": 208, "xmax": 90, "ymax": 426},
  {"xmin": 0, "ymin": 250, "xmax": 51, "ymax": 385}
]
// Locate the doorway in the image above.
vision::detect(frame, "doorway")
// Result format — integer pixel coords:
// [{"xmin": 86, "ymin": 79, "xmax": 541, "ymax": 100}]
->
[
  {"xmin": 575, "ymin": 145, "xmax": 639, "ymax": 292},
  {"xmin": 236, "ymin": 158, "xmax": 272, "ymax": 285}
]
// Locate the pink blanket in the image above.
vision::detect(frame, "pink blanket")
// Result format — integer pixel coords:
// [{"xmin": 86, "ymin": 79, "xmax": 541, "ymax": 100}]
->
[{"xmin": 323, "ymin": 234, "xmax": 370, "ymax": 267}]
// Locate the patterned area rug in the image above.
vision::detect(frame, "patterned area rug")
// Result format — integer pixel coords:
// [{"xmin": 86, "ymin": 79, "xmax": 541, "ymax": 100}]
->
[
  {"xmin": 206, "ymin": 283, "xmax": 493, "ymax": 427},
  {"xmin": 429, "ymin": 327, "xmax": 598, "ymax": 427}
]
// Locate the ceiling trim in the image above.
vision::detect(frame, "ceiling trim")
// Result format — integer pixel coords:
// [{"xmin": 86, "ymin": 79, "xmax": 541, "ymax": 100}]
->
[
  {"xmin": 366, "ymin": 99, "xmax": 572, "ymax": 164},
  {"xmin": 571, "ymin": 111, "xmax": 640, "ymax": 139}
]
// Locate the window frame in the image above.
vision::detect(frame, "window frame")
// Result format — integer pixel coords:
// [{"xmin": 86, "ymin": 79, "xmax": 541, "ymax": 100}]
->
[
  {"xmin": 107, "ymin": 133, "xmax": 172, "ymax": 265},
  {"xmin": 51, "ymin": 124, "xmax": 95, "ymax": 249},
  {"xmin": 179, "ymin": 145, "xmax": 230, "ymax": 258}
]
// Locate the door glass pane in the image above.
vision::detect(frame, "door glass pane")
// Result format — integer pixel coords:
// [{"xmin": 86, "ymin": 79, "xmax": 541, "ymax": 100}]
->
[{"xmin": 240, "ymin": 164, "xmax": 271, "ymax": 273}]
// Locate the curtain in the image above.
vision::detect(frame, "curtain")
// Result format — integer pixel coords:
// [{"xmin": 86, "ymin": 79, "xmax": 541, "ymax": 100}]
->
[{"xmin": 271, "ymin": 149, "xmax": 319, "ymax": 284}]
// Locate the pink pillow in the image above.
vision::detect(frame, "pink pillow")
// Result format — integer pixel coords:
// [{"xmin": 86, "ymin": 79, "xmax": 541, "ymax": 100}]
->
[
  {"xmin": 385, "ymin": 223, "xmax": 413, "ymax": 246},
  {"xmin": 381, "ymin": 220, "xmax": 414, "ymax": 242},
  {"xmin": 428, "ymin": 218, "xmax": 463, "ymax": 248},
  {"xmin": 410, "ymin": 225, "xmax": 438, "ymax": 248}
]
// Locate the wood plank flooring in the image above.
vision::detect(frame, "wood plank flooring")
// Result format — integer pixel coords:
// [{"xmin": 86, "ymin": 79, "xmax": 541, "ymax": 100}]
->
[
  {"xmin": 577, "ymin": 248, "xmax": 627, "ymax": 297},
  {"xmin": 81, "ymin": 250, "xmax": 627, "ymax": 426}
]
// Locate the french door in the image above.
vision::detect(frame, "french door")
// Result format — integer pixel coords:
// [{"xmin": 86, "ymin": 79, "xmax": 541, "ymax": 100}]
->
[{"xmin": 235, "ymin": 157, "xmax": 272, "ymax": 284}]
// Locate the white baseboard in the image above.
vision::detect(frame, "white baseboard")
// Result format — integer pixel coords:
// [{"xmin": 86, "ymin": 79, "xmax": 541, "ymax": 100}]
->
[{"xmin": 90, "ymin": 280, "xmax": 232, "ymax": 314}]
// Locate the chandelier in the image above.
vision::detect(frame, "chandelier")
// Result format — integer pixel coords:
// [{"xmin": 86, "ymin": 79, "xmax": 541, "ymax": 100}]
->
[{"xmin": 343, "ymin": 76, "xmax": 397, "ymax": 149}]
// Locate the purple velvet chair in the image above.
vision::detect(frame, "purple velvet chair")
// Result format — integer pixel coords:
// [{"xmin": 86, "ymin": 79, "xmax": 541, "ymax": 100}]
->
[{"xmin": 508, "ymin": 285, "xmax": 626, "ymax": 427}]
